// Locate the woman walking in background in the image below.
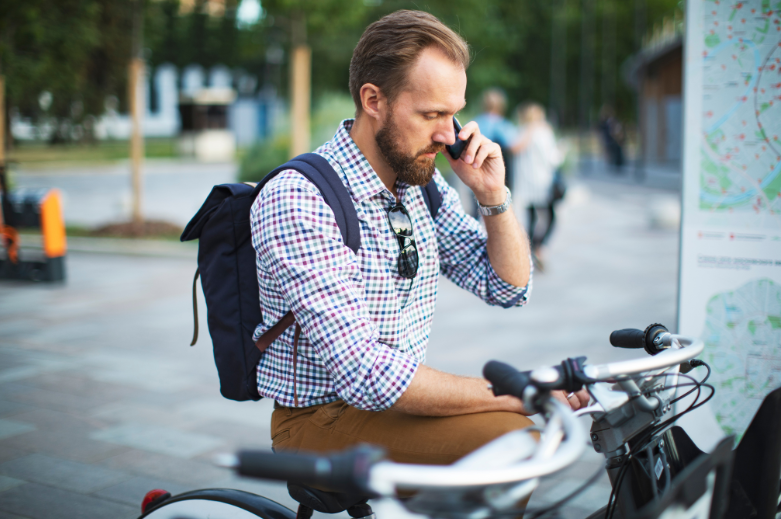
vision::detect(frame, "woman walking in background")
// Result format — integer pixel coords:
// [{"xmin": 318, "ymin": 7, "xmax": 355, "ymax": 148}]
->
[{"xmin": 511, "ymin": 102, "xmax": 562, "ymax": 272}]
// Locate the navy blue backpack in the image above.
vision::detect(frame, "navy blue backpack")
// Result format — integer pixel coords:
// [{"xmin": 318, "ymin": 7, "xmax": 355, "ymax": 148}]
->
[{"xmin": 181, "ymin": 153, "xmax": 442, "ymax": 401}]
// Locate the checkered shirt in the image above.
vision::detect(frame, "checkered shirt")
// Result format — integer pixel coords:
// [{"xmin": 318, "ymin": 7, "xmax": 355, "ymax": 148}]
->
[{"xmin": 250, "ymin": 119, "xmax": 532, "ymax": 411}]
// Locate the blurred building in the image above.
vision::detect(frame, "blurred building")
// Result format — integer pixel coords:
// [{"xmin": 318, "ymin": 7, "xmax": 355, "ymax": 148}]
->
[
  {"xmin": 626, "ymin": 16, "xmax": 684, "ymax": 167},
  {"xmin": 9, "ymin": 63, "xmax": 282, "ymax": 161}
]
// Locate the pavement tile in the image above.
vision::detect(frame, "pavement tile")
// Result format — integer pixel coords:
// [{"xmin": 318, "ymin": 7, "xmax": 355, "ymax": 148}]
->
[
  {"xmin": 93, "ymin": 475, "xmax": 193, "ymax": 507},
  {"xmin": 0, "ymin": 453, "xmax": 131, "ymax": 494},
  {"xmin": 4, "ymin": 408, "xmax": 109, "ymax": 433},
  {"xmin": 0, "ymin": 383, "xmax": 32, "ymax": 400},
  {"xmin": 0, "ymin": 446, "xmax": 28, "ymax": 464},
  {"xmin": 23, "ymin": 372, "xmax": 129, "ymax": 400},
  {"xmin": 0, "ymin": 475, "xmax": 25, "ymax": 492},
  {"xmin": 97, "ymin": 448, "xmax": 230, "ymax": 486},
  {"xmin": 0, "ymin": 482, "xmax": 137, "ymax": 519},
  {"xmin": 91, "ymin": 423, "xmax": 224, "ymax": 458},
  {"xmin": 0, "ymin": 420, "xmax": 36, "ymax": 440},
  {"xmin": 2, "ymin": 385, "xmax": 122, "ymax": 413},
  {"xmin": 88, "ymin": 402, "xmax": 207, "ymax": 430},
  {"xmin": 190, "ymin": 420, "xmax": 271, "ymax": 450},
  {"xmin": 1, "ymin": 429, "xmax": 131, "ymax": 464},
  {"xmin": 0, "ymin": 401, "xmax": 30, "ymax": 418},
  {"xmin": 174, "ymin": 397, "xmax": 273, "ymax": 429}
]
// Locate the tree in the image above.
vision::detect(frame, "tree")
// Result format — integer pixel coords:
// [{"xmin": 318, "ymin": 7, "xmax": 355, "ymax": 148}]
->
[{"xmin": 0, "ymin": 0, "xmax": 132, "ymax": 143}]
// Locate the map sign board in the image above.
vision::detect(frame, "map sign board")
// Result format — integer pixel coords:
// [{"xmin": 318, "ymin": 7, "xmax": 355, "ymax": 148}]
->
[{"xmin": 679, "ymin": 0, "xmax": 781, "ymax": 441}]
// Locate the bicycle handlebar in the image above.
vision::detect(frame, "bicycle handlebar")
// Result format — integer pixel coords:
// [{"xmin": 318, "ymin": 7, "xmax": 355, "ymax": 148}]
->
[
  {"xmin": 233, "ymin": 445, "xmax": 385, "ymax": 494},
  {"xmin": 484, "ymin": 356, "xmax": 589, "ymax": 401},
  {"xmin": 586, "ymin": 334, "xmax": 703, "ymax": 379},
  {"xmin": 609, "ymin": 324, "xmax": 670, "ymax": 356},
  {"xmin": 223, "ymin": 326, "xmax": 703, "ymax": 499}
]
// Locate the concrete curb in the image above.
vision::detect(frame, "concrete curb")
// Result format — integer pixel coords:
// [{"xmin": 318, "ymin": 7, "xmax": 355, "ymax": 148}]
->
[{"xmin": 19, "ymin": 235, "xmax": 198, "ymax": 259}]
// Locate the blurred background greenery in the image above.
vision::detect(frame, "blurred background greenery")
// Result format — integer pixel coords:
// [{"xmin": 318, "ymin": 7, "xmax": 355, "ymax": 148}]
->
[{"xmin": 0, "ymin": 0, "xmax": 682, "ymax": 177}]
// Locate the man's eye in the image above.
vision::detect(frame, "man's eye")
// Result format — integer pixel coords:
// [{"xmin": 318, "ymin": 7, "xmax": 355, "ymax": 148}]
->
[{"xmin": 424, "ymin": 114, "xmax": 438, "ymax": 121}]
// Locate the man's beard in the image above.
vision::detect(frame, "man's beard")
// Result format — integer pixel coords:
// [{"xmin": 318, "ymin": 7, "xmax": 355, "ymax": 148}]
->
[{"xmin": 375, "ymin": 111, "xmax": 444, "ymax": 186}]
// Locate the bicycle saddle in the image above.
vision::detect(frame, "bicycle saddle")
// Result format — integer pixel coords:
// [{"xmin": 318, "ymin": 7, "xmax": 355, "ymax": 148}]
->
[{"xmin": 287, "ymin": 482, "xmax": 373, "ymax": 518}]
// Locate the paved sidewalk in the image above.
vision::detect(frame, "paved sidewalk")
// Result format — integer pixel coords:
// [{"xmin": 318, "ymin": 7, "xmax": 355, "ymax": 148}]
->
[{"xmin": 0, "ymin": 174, "xmax": 680, "ymax": 519}]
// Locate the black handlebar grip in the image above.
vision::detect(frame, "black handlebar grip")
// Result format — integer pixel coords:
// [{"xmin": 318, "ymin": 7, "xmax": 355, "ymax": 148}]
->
[
  {"xmin": 236, "ymin": 445, "xmax": 385, "ymax": 495},
  {"xmin": 609, "ymin": 328, "xmax": 646, "ymax": 349},
  {"xmin": 483, "ymin": 360, "xmax": 532, "ymax": 398},
  {"xmin": 237, "ymin": 450, "xmax": 328, "ymax": 485}
]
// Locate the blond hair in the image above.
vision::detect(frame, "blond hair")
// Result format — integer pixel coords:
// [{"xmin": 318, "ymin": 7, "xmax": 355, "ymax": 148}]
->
[{"xmin": 349, "ymin": 10, "xmax": 470, "ymax": 112}]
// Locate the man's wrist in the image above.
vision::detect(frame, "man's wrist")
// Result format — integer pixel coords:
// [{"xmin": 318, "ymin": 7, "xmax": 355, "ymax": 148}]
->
[
  {"xmin": 476, "ymin": 187, "xmax": 512, "ymax": 216},
  {"xmin": 475, "ymin": 188, "xmax": 507, "ymax": 207}
]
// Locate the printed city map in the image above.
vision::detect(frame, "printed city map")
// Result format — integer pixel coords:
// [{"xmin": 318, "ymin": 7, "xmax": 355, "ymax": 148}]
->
[
  {"xmin": 702, "ymin": 278, "xmax": 781, "ymax": 438},
  {"xmin": 701, "ymin": 1, "xmax": 781, "ymax": 219},
  {"xmin": 678, "ymin": 0, "xmax": 781, "ymax": 440}
]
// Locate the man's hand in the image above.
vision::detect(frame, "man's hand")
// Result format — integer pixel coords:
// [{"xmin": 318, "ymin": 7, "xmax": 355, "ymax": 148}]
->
[
  {"xmin": 551, "ymin": 389, "xmax": 591, "ymax": 410},
  {"xmin": 444, "ymin": 121, "xmax": 506, "ymax": 206}
]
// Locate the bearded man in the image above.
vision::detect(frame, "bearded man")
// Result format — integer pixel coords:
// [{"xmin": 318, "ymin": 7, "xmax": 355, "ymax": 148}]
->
[{"xmin": 250, "ymin": 10, "xmax": 589, "ymax": 466}]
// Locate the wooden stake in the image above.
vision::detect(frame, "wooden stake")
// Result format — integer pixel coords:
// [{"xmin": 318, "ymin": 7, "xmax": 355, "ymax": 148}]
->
[
  {"xmin": 0, "ymin": 75, "xmax": 5, "ymax": 165},
  {"xmin": 290, "ymin": 45, "xmax": 311, "ymax": 158},
  {"xmin": 129, "ymin": 58, "xmax": 145, "ymax": 225}
]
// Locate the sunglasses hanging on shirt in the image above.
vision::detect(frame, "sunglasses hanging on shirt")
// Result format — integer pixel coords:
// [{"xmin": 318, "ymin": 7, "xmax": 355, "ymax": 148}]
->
[{"xmin": 386, "ymin": 202, "xmax": 419, "ymax": 279}]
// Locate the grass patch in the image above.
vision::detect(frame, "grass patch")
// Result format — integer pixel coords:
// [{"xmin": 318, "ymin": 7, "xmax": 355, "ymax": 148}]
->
[
  {"xmin": 65, "ymin": 220, "xmax": 183, "ymax": 240},
  {"xmin": 8, "ymin": 138, "xmax": 179, "ymax": 165}
]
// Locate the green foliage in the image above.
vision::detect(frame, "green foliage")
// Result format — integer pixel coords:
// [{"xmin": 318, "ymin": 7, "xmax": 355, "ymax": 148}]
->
[
  {"xmin": 0, "ymin": 0, "xmax": 130, "ymax": 138},
  {"xmin": 261, "ymin": 0, "xmax": 681, "ymax": 126},
  {"xmin": 1, "ymin": 0, "xmax": 683, "ymax": 148},
  {"xmin": 239, "ymin": 133, "xmax": 291, "ymax": 182},
  {"xmin": 239, "ymin": 91, "xmax": 357, "ymax": 182}
]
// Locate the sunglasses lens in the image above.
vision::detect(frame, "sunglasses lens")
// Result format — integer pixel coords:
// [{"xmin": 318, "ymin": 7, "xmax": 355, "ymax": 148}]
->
[
  {"xmin": 397, "ymin": 244, "xmax": 419, "ymax": 279},
  {"xmin": 388, "ymin": 207, "xmax": 413, "ymax": 237}
]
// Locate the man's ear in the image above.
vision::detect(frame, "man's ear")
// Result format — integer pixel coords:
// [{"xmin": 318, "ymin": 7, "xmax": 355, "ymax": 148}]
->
[{"xmin": 359, "ymin": 83, "xmax": 385, "ymax": 121}]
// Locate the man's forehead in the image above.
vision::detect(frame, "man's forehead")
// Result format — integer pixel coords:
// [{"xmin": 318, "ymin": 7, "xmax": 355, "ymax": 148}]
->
[{"xmin": 403, "ymin": 47, "xmax": 467, "ymax": 112}]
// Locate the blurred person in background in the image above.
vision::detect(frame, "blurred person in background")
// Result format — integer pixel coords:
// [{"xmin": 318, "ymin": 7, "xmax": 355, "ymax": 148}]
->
[
  {"xmin": 473, "ymin": 88, "xmax": 518, "ymax": 191},
  {"xmin": 599, "ymin": 105, "xmax": 625, "ymax": 170},
  {"xmin": 511, "ymin": 102, "xmax": 562, "ymax": 272}
]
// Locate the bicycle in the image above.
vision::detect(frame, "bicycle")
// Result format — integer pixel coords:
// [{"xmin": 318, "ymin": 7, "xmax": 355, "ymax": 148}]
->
[{"xmin": 136, "ymin": 324, "xmax": 776, "ymax": 519}]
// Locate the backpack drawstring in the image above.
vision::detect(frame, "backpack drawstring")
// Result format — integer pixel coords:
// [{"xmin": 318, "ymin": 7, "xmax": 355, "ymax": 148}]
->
[{"xmin": 190, "ymin": 268, "xmax": 200, "ymax": 346}]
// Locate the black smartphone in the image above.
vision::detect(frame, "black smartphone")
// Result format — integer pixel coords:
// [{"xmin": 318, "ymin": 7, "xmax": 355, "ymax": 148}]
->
[{"xmin": 445, "ymin": 116, "xmax": 470, "ymax": 160}]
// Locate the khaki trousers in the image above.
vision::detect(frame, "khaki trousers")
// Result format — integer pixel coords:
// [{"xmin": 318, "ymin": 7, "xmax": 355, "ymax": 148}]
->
[{"xmin": 271, "ymin": 400, "xmax": 535, "ymax": 465}]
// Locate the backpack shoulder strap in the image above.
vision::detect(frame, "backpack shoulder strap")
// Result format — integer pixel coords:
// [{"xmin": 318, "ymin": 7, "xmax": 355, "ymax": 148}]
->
[
  {"xmin": 421, "ymin": 179, "xmax": 442, "ymax": 219},
  {"xmin": 253, "ymin": 153, "xmax": 361, "ymax": 254}
]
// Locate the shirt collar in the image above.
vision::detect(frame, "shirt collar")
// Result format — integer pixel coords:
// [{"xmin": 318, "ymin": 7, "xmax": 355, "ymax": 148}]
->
[{"xmin": 323, "ymin": 119, "xmax": 395, "ymax": 204}]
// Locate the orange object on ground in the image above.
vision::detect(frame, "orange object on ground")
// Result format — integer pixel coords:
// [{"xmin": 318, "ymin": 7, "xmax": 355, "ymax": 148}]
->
[
  {"xmin": 40, "ymin": 189, "xmax": 67, "ymax": 258},
  {"xmin": 0, "ymin": 223, "xmax": 19, "ymax": 263}
]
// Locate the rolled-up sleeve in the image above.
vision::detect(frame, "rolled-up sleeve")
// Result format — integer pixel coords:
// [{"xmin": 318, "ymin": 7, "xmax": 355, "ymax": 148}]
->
[
  {"xmin": 252, "ymin": 171, "xmax": 418, "ymax": 411},
  {"xmin": 432, "ymin": 173, "xmax": 532, "ymax": 308}
]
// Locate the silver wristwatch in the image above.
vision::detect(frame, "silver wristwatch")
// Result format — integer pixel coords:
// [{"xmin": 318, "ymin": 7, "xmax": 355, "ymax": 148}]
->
[{"xmin": 477, "ymin": 186, "xmax": 512, "ymax": 216}]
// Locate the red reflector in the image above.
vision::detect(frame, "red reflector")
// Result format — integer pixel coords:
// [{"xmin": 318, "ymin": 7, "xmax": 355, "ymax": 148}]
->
[{"xmin": 142, "ymin": 489, "xmax": 171, "ymax": 513}]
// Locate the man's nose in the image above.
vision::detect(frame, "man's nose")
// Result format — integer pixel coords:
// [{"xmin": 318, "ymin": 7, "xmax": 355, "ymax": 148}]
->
[{"xmin": 433, "ymin": 118, "xmax": 457, "ymax": 146}]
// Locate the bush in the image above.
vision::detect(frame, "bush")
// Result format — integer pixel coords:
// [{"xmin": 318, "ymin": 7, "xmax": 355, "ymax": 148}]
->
[{"xmin": 239, "ymin": 134, "xmax": 291, "ymax": 183}]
